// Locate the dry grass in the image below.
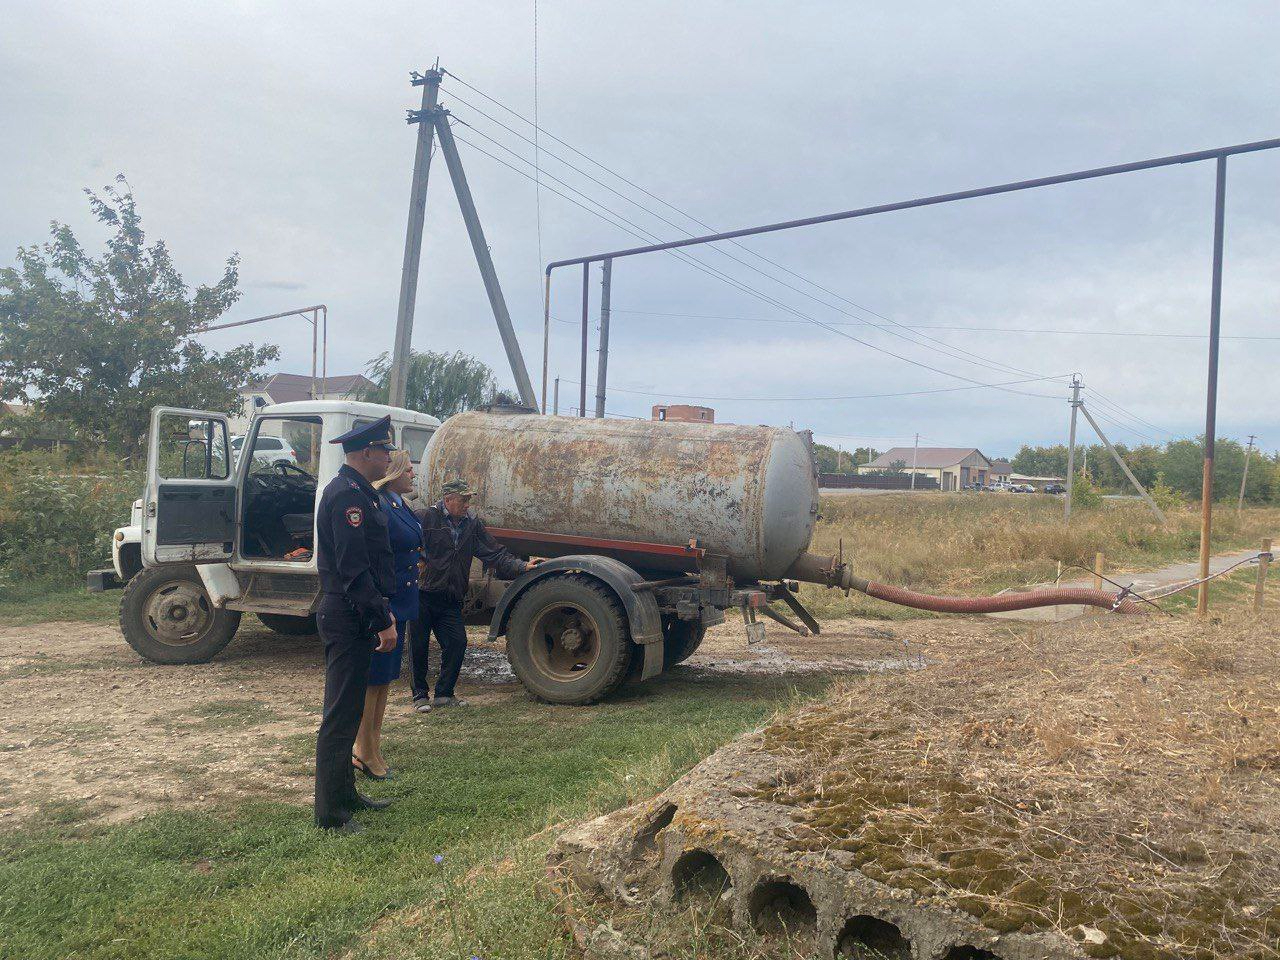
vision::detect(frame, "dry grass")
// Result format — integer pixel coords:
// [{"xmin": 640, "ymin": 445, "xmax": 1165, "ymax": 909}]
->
[
  {"xmin": 801, "ymin": 494, "xmax": 1280, "ymax": 618},
  {"xmin": 752, "ymin": 609, "xmax": 1280, "ymax": 959}
]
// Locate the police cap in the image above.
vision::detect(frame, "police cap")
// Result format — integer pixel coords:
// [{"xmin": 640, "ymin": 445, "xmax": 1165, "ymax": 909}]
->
[{"xmin": 329, "ymin": 414, "xmax": 395, "ymax": 454}]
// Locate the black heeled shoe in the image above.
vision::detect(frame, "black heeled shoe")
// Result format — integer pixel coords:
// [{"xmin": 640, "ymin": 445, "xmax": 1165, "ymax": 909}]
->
[{"xmin": 352, "ymin": 755, "xmax": 388, "ymax": 781}]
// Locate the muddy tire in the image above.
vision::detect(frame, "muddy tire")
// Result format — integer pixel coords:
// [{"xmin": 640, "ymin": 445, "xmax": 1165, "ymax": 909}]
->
[
  {"xmin": 119, "ymin": 563, "xmax": 242, "ymax": 664},
  {"xmin": 257, "ymin": 613, "xmax": 318, "ymax": 636},
  {"xmin": 663, "ymin": 619, "xmax": 706, "ymax": 668},
  {"xmin": 506, "ymin": 574, "xmax": 632, "ymax": 705}
]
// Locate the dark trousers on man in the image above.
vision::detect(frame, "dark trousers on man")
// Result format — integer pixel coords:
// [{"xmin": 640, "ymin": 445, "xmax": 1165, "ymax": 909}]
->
[
  {"xmin": 409, "ymin": 590, "xmax": 467, "ymax": 702},
  {"xmin": 314, "ymin": 600, "xmax": 372, "ymax": 828}
]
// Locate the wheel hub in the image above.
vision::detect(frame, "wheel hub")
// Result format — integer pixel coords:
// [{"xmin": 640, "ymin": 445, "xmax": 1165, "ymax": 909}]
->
[
  {"xmin": 530, "ymin": 604, "xmax": 602, "ymax": 680},
  {"xmin": 559, "ymin": 626, "xmax": 584, "ymax": 654},
  {"xmin": 144, "ymin": 581, "xmax": 213, "ymax": 646}
]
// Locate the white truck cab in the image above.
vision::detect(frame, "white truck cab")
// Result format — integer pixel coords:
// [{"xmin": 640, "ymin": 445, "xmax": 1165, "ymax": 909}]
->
[{"xmin": 92, "ymin": 400, "xmax": 439, "ymax": 663}]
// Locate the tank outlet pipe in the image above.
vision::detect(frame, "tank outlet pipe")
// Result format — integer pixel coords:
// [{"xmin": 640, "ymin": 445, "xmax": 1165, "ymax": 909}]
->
[{"xmin": 783, "ymin": 552, "xmax": 1144, "ymax": 615}]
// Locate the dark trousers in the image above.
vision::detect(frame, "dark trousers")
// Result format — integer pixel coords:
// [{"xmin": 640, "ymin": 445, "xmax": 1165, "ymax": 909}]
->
[
  {"xmin": 410, "ymin": 591, "xmax": 467, "ymax": 701},
  {"xmin": 315, "ymin": 601, "xmax": 373, "ymax": 828}
]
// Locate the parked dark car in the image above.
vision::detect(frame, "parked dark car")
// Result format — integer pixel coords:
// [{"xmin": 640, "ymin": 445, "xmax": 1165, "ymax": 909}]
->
[{"xmin": 1044, "ymin": 483, "xmax": 1067, "ymax": 494}]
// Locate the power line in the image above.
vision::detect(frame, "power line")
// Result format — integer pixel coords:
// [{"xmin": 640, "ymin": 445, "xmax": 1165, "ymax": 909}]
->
[
  {"xmin": 439, "ymin": 73, "xmax": 1044, "ymax": 381},
  {"xmin": 450, "ymin": 124, "xmax": 1065, "ymax": 401},
  {"xmin": 555, "ymin": 373, "xmax": 1070, "ymax": 404},
  {"xmin": 448, "ymin": 103, "xmax": 1038, "ymax": 381},
  {"xmin": 605, "ymin": 308, "xmax": 1280, "ymax": 340},
  {"xmin": 1088, "ymin": 388, "xmax": 1178, "ymax": 437},
  {"xmin": 1084, "ymin": 405, "xmax": 1160, "ymax": 444},
  {"xmin": 441, "ymin": 72, "xmax": 1230, "ymax": 444}
]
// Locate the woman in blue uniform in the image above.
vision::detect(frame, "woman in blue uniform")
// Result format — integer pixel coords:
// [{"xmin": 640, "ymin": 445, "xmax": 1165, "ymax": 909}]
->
[{"xmin": 353, "ymin": 449, "xmax": 423, "ymax": 780}]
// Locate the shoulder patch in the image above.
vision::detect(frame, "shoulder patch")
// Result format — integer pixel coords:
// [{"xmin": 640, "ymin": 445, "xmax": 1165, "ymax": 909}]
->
[{"xmin": 345, "ymin": 506, "xmax": 364, "ymax": 527}]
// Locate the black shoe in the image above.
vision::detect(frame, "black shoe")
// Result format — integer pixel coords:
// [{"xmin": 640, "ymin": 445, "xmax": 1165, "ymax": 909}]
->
[
  {"xmin": 321, "ymin": 818, "xmax": 365, "ymax": 835},
  {"xmin": 353, "ymin": 756, "xmax": 388, "ymax": 781},
  {"xmin": 354, "ymin": 792, "xmax": 393, "ymax": 811}
]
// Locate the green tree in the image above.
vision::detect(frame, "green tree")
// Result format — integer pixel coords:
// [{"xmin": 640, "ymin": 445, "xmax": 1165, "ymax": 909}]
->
[
  {"xmin": 1160, "ymin": 435, "xmax": 1264, "ymax": 502},
  {"xmin": 0, "ymin": 178, "xmax": 278, "ymax": 457},
  {"xmin": 813, "ymin": 443, "xmax": 878, "ymax": 474},
  {"xmin": 1011, "ymin": 444, "xmax": 1068, "ymax": 477},
  {"xmin": 362, "ymin": 349, "xmax": 503, "ymax": 420}
]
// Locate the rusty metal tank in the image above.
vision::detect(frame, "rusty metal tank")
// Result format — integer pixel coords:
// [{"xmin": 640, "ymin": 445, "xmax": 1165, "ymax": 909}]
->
[{"xmin": 421, "ymin": 412, "xmax": 819, "ymax": 581}]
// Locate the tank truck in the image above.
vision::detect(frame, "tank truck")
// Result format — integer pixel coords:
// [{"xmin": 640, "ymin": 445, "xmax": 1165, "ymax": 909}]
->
[
  {"xmin": 93, "ymin": 402, "xmax": 1137, "ymax": 704},
  {"xmin": 90, "ymin": 401, "xmax": 858, "ymax": 704}
]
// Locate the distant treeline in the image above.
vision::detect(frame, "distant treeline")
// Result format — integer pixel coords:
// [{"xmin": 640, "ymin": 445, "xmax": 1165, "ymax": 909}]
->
[{"xmin": 1012, "ymin": 437, "xmax": 1275, "ymax": 502}]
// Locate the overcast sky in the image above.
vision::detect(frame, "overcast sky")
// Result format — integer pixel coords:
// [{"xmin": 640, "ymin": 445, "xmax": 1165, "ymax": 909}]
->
[{"xmin": 3, "ymin": 1, "xmax": 1277, "ymax": 457}]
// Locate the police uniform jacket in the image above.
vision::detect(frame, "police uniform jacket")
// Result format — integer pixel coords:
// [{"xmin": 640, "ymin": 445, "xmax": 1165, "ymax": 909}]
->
[
  {"xmin": 414, "ymin": 502, "xmax": 528, "ymax": 602},
  {"xmin": 317, "ymin": 463, "xmax": 395, "ymax": 630}
]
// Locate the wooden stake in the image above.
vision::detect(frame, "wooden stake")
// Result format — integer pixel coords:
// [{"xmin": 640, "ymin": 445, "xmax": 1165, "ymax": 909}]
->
[
  {"xmin": 1255, "ymin": 538, "xmax": 1271, "ymax": 613},
  {"xmin": 1093, "ymin": 552, "xmax": 1105, "ymax": 591}
]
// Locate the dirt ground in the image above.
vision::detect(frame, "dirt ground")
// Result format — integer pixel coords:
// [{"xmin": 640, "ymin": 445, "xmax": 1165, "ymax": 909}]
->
[{"xmin": 0, "ymin": 611, "xmax": 983, "ymax": 830}]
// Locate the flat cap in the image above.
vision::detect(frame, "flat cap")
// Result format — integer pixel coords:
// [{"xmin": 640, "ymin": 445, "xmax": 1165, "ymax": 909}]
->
[{"xmin": 441, "ymin": 478, "xmax": 473, "ymax": 497}]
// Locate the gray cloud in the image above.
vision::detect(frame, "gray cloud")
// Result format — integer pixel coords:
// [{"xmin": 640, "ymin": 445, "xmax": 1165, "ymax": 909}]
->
[{"xmin": 2, "ymin": 0, "xmax": 1277, "ymax": 457}]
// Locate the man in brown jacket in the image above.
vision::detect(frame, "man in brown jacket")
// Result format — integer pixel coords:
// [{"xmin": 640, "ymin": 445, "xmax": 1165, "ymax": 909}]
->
[{"xmin": 410, "ymin": 478, "xmax": 537, "ymax": 710}]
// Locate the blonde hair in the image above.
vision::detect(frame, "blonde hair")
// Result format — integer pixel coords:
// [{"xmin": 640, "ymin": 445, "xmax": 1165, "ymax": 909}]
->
[{"xmin": 373, "ymin": 449, "xmax": 413, "ymax": 490}]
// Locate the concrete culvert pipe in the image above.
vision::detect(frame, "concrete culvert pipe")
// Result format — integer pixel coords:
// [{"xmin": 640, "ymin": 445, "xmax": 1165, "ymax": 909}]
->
[
  {"xmin": 671, "ymin": 849, "xmax": 731, "ymax": 903},
  {"xmin": 747, "ymin": 878, "xmax": 817, "ymax": 936},
  {"xmin": 836, "ymin": 915, "xmax": 912, "ymax": 959}
]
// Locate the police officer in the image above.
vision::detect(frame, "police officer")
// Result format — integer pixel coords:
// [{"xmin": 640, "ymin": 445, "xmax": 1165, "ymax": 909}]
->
[{"xmin": 314, "ymin": 415, "xmax": 398, "ymax": 833}]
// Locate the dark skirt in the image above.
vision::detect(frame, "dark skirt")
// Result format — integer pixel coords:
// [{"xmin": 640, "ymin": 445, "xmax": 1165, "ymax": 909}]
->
[{"xmin": 367, "ymin": 616, "xmax": 406, "ymax": 686}]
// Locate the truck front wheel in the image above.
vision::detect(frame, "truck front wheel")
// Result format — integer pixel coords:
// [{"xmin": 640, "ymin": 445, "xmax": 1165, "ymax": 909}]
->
[
  {"xmin": 506, "ymin": 574, "xmax": 632, "ymax": 705},
  {"xmin": 119, "ymin": 564, "xmax": 242, "ymax": 664}
]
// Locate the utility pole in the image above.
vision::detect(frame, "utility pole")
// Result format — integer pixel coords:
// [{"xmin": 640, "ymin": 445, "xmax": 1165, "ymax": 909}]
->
[
  {"xmin": 1078, "ymin": 403, "xmax": 1166, "ymax": 523},
  {"xmin": 390, "ymin": 65, "xmax": 539, "ymax": 411},
  {"xmin": 1238, "ymin": 434, "xmax": 1256, "ymax": 512},
  {"xmin": 433, "ymin": 115, "xmax": 538, "ymax": 408},
  {"xmin": 579, "ymin": 264, "xmax": 590, "ymax": 417},
  {"xmin": 910, "ymin": 433, "xmax": 919, "ymax": 490},
  {"xmin": 594, "ymin": 258, "xmax": 612, "ymax": 418},
  {"xmin": 1064, "ymin": 375, "xmax": 1081, "ymax": 521},
  {"xmin": 1198, "ymin": 156, "xmax": 1229, "ymax": 617},
  {"xmin": 390, "ymin": 68, "xmax": 442, "ymax": 408}
]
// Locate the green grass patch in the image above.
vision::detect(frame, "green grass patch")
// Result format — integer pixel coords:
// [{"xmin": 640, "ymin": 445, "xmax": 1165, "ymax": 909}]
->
[
  {"xmin": 0, "ymin": 671, "xmax": 825, "ymax": 960},
  {"xmin": 0, "ymin": 580, "xmax": 119, "ymax": 627}
]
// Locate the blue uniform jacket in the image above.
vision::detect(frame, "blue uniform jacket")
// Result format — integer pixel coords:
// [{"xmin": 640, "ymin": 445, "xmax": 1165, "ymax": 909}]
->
[
  {"xmin": 380, "ymin": 489, "xmax": 423, "ymax": 623},
  {"xmin": 316, "ymin": 464, "xmax": 394, "ymax": 631}
]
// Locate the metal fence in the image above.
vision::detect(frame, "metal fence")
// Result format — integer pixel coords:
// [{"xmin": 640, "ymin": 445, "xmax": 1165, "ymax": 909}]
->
[{"xmin": 819, "ymin": 473, "xmax": 940, "ymax": 491}]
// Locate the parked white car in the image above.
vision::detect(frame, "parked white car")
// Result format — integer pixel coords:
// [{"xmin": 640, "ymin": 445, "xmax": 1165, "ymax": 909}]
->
[{"xmin": 231, "ymin": 433, "xmax": 297, "ymax": 467}]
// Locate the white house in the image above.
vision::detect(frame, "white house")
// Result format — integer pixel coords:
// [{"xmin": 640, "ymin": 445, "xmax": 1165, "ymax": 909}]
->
[
  {"xmin": 858, "ymin": 447, "xmax": 993, "ymax": 492},
  {"xmin": 231, "ymin": 373, "xmax": 376, "ymax": 434}
]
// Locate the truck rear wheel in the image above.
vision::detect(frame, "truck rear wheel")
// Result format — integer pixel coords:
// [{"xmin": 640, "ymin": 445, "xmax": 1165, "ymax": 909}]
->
[
  {"xmin": 119, "ymin": 564, "xmax": 242, "ymax": 664},
  {"xmin": 257, "ymin": 613, "xmax": 318, "ymax": 636},
  {"xmin": 663, "ymin": 619, "xmax": 707, "ymax": 668},
  {"xmin": 506, "ymin": 574, "xmax": 632, "ymax": 705}
]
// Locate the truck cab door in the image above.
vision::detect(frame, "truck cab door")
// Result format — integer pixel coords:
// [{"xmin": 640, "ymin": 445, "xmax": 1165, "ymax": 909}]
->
[{"xmin": 142, "ymin": 408, "xmax": 237, "ymax": 566}]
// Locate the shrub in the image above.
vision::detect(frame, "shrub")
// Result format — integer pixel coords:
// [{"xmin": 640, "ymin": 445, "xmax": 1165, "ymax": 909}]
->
[
  {"xmin": 0, "ymin": 448, "xmax": 140, "ymax": 590},
  {"xmin": 1070, "ymin": 471, "xmax": 1102, "ymax": 509}
]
